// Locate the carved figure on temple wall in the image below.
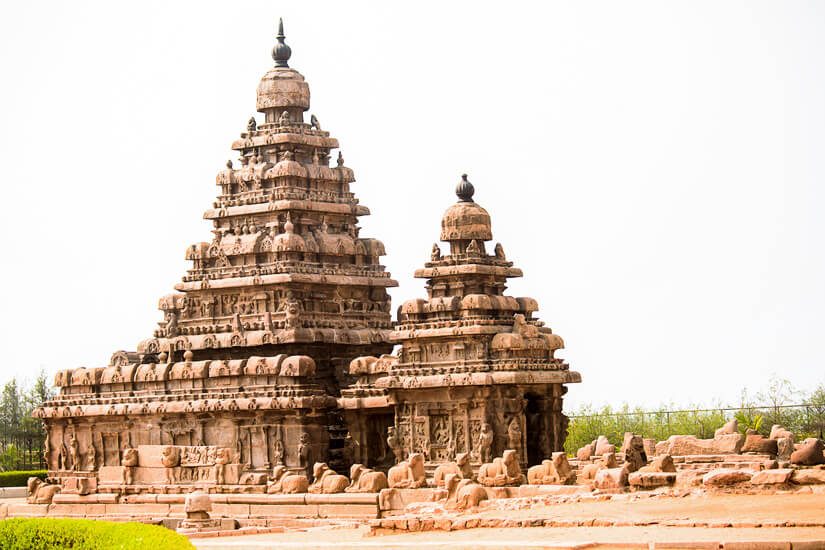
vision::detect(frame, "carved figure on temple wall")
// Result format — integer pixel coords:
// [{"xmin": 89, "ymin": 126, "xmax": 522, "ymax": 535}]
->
[
  {"xmin": 337, "ymin": 151, "xmax": 344, "ymax": 167},
  {"xmin": 476, "ymin": 423, "xmax": 494, "ymax": 463},
  {"xmin": 165, "ymin": 311, "xmax": 178, "ymax": 337},
  {"xmin": 388, "ymin": 453, "xmax": 427, "ymax": 489},
  {"xmin": 161, "ymin": 446, "xmax": 180, "ymax": 484},
  {"xmin": 495, "ymin": 242, "xmax": 506, "ymax": 260},
  {"xmin": 308, "ymin": 463, "xmax": 348, "ymax": 494},
  {"xmin": 478, "ymin": 449, "xmax": 524, "ymax": 487},
  {"xmin": 69, "ymin": 433, "xmax": 79, "ymax": 471},
  {"xmin": 466, "ymin": 239, "xmax": 481, "ymax": 256},
  {"xmin": 310, "ymin": 114, "xmax": 321, "ymax": 130},
  {"xmin": 58, "ymin": 440, "xmax": 67, "ymax": 471},
  {"xmin": 346, "ymin": 464, "xmax": 389, "ymax": 493},
  {"xmin": 343, "ymin": 431, "xmax": 358, "ymax": 464},
  {"xmin": 507, "ymin": 418, "xmax": 522, "ymax": 456},
  {"xmin": 431, "ymin": 243, "xmax": 441, "ymax": 262},
  {"xmin": 232, "ymin": 311, "xmax": 244, "ymax": 334},
  {"xmin": 272, "ymin": 438, "xmax": 284, "ymax": 466},
  {"xmin": 214, "ymin": 448, "xmax": 231, "ymax": 485},
  {"xmin": 282, "ymin": 291, "xmax": 302, "ymax": 330},
  {"xmin": 121, "ymin": 448, "xmax": 138, "ymax": 485},
  {"xmin": 43, "ymin": 432, "xmax": 51, "ymax": 467},
  {"xmin": 87, "ymin": 437, "xmax": 96, "ymax": 471},
  {"xmin": 297, "ymin": 432, "xmax": 311, "ymax": 476},
  {"xmin": 433, "ymin": 452, "xmax": 473, "ymax": 487},
  {"xmin": 247, "ymin": 117, "xmax": 257, "ymax": 132},
  {"xmin": 386, "ymin": 426, "xmax": 403, "ymax": 465}
]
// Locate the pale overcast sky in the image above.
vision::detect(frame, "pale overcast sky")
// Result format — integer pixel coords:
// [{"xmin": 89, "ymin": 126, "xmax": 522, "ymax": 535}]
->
[{"xmin": 1, "ymin": 1, "xmax": 823, "ymax": 410}]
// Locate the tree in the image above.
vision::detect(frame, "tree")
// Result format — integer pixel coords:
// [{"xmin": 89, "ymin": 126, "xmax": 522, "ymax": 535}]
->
[{"xmin": 0, "ymin": 379, "xmax": 22, "ymax": 451}]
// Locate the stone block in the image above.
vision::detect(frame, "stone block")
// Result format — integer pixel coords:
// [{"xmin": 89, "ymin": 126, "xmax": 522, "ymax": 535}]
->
[
  {"xmin": 776, "ymin": 437, "xmax": 794, "ymax": 461},
  {"xmin": 741, "ymin": 435, "xmax": 778, "ymax": 455},
  {"xmin": 378, "ymin": 488, "xmax": 436, "ymax": 511},
  {"xmin": 211, "ymin": 503, "xmax": 251, "ymax": 517},
  {"xmin": 749, "ymin": 469, "xmax": 793, "ymax": 485},
  {"xmin": 248, "ymin": 504, "xmax": 319, "ymax": 518},
  {"xmin": 702, "ymin": 469, "xmax": 753, "ymax": 487},
  {"xmin": 791, "ymin": 438, "xmax": 825, "ymax": 466},
  {"xmin": 652, "ymin": 541, "xmax": 723, "ymax": 549},
  {"xmin": 47, "ymin": 503, "xmax": 85, "ymax": 516},
  {"xmin": 628, "ymin": 472, "xmax": 676, "ymax": 488},
  {"xmin": 305, "ymin": 493, "xmax": 378, "ymax": 505},
  {"xmin": 791, "ymin": 469, "xmax": 825, "ymax": 485},
  {"xmin": 8, "ymin": 504, "xmax": 48, "ymax": 517},
  {"xmin": 593, "ymin": 466, "xmax": 628, "ymax": 489},
  {"xmin": 667, "ymin": 434, "xmax": 745, "ymax": 456},
  {"xmin": 722, "ymin": 542, "xmax": 790, "ymax": 550},
  {"xmin": 594, "ymin": 435, "xmax": 615, "ymax": 456},
  {"xmin": 104, "ymin": 503, "xmax": 170, "ymax": 516},
  {"xmin": 318, "ymin": 504, "xmax": 378, "ymax": 518}
]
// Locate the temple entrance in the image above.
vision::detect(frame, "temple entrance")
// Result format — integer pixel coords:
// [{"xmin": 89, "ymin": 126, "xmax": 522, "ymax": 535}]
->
[
  {"xmin": 525, "ymin": 393, "xmax": 543, "ymax": 466},
  {"xmin": 366, "ymin": 414, "xmax": 395, "ymax": 469}
]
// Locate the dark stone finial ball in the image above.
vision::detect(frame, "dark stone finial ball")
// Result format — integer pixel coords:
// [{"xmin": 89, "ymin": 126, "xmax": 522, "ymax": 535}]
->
[{"xmin": 456, "ymin": 174, "xmax": 475, "ymax": 202}]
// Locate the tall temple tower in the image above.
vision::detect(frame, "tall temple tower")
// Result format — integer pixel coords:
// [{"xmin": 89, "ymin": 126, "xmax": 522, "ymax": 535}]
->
[
  {"xmin": 38, "ymin": 21, "xmax": 396, "ymax": 487},
  {"xmin": 343, "ymin": 176, "xmax": 580, "ymax": 469}
]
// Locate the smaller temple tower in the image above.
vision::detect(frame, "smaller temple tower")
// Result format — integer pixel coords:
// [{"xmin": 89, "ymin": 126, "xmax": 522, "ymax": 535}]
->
[{"xmin": 342, "ymin": 176, "xmax": 581, "ymax": 470}]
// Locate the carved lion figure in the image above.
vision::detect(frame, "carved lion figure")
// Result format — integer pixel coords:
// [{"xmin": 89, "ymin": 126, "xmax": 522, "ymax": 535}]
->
[
  {"xmin": 388, "ymin": 453, "xmax": 427, "ymax": 489},
  {"xmin": 308, "ymin": 463, "xmax": 349, "ymax": 494},
  {"xmin": 27, "ymin": 477, "xmax": 61, "ymax": 505},
  {"xmin": 444, "ymin": 474, "xmax": 487, "ymax": 510},
  {"xmin": 581, "ymin": 452, "xmax": 618, "ymax": 481},
  {"xmin": 121, "ymin": 448, "xmax": 139, "ymax": 485},
  {"xmin": 346, "ymin": 464, "xmax": 389, "ymax": 493},
  {"xmin": 477, "ymin": 449, "xmax": 524, "ymax": 487},
  {"xmin": 161, "ymin": 446, "xmax": 180, "ymax": 484},
  {"xmin": 433, "ymin": 452, "xmax": 474, "ymax": 487},
  {"xmin": 267, "ymin": 465, "xmax": 310, "ymax": 494},
  {"xmin": 527, "ymin": 452, "xmax": 575, "ymax": 485}
]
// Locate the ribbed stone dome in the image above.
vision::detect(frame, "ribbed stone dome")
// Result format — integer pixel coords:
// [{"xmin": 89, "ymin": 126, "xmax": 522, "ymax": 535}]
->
[
  {"xmin": 256, "ymin": 67, "xmax": 310, "ymax": 112},
  {"xmin": 440, "ymin": 201, "xmax": 493, "ymax": 242}
]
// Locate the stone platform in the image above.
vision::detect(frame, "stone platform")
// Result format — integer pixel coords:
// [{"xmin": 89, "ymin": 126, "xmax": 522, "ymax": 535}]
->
[{"xmin": 5, "ymin": 492, "xmax": 380, "ymax": 525}]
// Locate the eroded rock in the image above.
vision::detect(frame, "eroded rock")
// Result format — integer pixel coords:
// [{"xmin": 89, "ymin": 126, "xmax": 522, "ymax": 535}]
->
[
  {"xmin": 702, "ymin": 468, "xmax": 753, "ymax": 487},
  {"xmin": 790, "ymin": 438, "xmax": 825, "ymax": 466}
]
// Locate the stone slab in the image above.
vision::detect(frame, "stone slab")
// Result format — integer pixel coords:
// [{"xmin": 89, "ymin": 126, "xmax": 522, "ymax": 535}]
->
[
  {"xmin": 750, "ymin": 469, "xmax": 794, "ymax": 485},
  {"xmin": 249, "ymin": 503, "xmax": 320, "ymax": 518},
  {"xmin": 317, "ymin": 503, "xmax": 378, "ymax": 518}
]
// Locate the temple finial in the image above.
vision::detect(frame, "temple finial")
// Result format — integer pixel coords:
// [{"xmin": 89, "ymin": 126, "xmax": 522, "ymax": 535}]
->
[
  {"xmin": 272, "ymin": 17, "xmax": 292, "ymax": 68},
  {"xmin": 456, "ymin": 174, "xmax": 475, "ymax": 202}
]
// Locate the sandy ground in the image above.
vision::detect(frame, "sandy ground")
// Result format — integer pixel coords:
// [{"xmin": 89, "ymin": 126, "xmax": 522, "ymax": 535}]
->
[
  {"xmin": 4, "ymin": 493, "xmax": 824, "ymax": 549},
  {"xmin": 193, "ymin": 526, "xmax": 825, "ymax": 549},
  {"xmin": 476, "ymin": 492, "xmax": 825, "ymax": 524},
  {"xmin": 194, "ymin": 493, "xmax": 825, "ymax": 549}
]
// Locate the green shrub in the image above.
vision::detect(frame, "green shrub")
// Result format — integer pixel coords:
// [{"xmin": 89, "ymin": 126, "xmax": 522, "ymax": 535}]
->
[
  {"xmin": 0, "ymin": 470, "xmax": 46, "ymax": 488},
  {"xmin": 0, "ymin": 519, "xmax": 194, "ymax": 550}
]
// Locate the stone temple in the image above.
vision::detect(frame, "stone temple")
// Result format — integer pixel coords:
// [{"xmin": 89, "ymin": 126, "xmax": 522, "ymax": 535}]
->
[{"xmin": 32, "ymin": 21, "xmax": 580, "ymax": 511}]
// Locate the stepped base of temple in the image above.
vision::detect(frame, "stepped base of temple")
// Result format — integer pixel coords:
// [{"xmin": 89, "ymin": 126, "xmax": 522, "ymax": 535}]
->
[{"xmin": 5, "ymin": 492, "xmax": 381, "ymax": 524}]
